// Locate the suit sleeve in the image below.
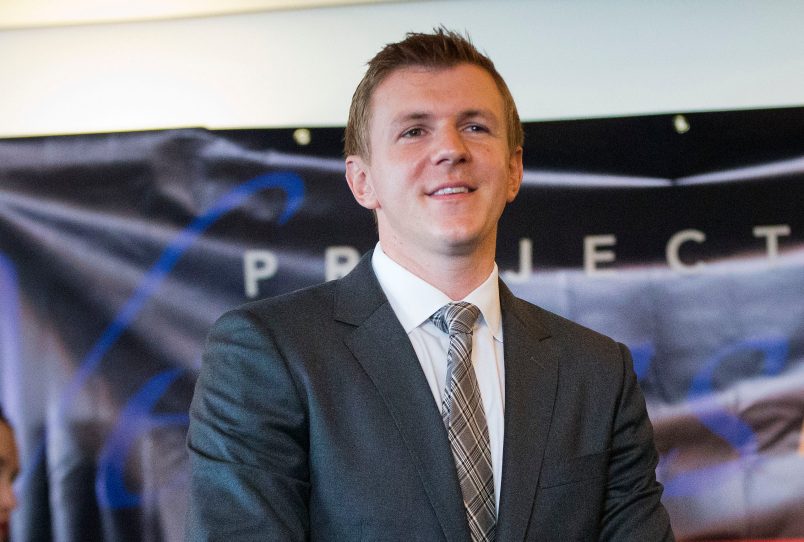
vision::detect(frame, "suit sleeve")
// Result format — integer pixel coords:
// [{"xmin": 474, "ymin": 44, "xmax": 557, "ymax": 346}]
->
[
  {"xmin": 186, "ymin": 309, "xmax": 310, "ymax": 541},
  {"xmin": 599, "ymin": 342, "xmax": 675, "ymax": 542}
]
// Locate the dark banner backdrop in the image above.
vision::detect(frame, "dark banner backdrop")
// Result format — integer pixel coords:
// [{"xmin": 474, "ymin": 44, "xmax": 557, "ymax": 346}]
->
[{"xmin": 1, "ymin": 108, "xmax": 802, "ymax": 541}]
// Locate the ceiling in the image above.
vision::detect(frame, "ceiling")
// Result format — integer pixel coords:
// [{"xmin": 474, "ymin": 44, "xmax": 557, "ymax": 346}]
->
[{"xmin": 0, "ymin": 0, "xmax": 395, "ymax": 29}]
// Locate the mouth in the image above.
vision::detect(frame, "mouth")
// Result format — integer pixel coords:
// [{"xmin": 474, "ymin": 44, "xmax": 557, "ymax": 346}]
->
[{"xmin": 429, "ymin": 185, "xmax": 475, "ymax": 196}]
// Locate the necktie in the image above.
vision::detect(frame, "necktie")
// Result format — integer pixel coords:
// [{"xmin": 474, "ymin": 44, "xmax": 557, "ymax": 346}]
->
[{"xmin": 431, "ymin": 302, "xmax": 496, "ymax": 542}]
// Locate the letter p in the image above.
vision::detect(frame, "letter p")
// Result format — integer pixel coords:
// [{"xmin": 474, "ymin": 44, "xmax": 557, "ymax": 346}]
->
[{"xmin": 244, "ymin": 250, "xmax": 278, "ymax": 298}]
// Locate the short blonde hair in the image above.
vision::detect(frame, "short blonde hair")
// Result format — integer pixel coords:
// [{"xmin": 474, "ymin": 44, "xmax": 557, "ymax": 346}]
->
[{"xmin": 344, "ymin": 27, "xmax": 523, "ymax": 160}]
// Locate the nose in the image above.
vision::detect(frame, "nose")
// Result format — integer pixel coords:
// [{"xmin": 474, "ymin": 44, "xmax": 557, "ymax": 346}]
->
[
  {"xmin": 431, "ymin": 126, "xmax": 469, "ymax": 165},
  {"xmin": 0, "ymin": 482, "xmax": 16, "ymax": 513}
]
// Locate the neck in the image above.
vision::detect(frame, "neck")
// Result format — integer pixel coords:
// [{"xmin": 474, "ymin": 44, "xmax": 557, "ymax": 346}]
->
[{"xmin": 379, "ymin": 241, "xmax": 496, "ymax": 300}]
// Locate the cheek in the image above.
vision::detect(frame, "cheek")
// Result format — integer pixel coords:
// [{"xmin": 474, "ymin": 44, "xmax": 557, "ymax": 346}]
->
[
  {"xmin": 388, "ymin": 145, "xmax": 428, "ymax": 178},
  {"xmin": 387, "ymin": 158, "xmax": 427, "ymax": 190},
  {"xmin": 408, "ymin": 164, "xmax": 426, "ymax": 183},
  {"xmin": 377, "ymin": 163, "xmax": 421, "ymax": 196}
]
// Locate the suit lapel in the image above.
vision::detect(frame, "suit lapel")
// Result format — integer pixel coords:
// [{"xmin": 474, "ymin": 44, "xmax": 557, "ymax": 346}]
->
[
  {"xmin": 496, "ymin": 283, "xmax": 558, "ymax": 542},
  {"xmin": 335, "ymin": 253, "xmax": 470, "ymax": 542}
]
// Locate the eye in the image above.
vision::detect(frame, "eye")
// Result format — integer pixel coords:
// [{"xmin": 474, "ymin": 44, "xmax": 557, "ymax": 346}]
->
[
  {"xmin": 465, "ymin": 124, "xmax": 489, "ymax": 133},
  {"xmin": 401, "ymin": 127, "xmax": 424, "ymax": 138}
]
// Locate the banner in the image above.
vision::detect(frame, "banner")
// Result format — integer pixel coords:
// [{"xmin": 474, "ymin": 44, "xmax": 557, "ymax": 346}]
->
[{"xmin": 1, "ymin": 108, "xmax": 802, "ymax": 541}]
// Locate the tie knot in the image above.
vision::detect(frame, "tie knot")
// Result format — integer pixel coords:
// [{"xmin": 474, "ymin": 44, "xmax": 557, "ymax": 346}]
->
[{"xmin": 431, "ymin": 302, "xmax": 481, "ymax": 336}]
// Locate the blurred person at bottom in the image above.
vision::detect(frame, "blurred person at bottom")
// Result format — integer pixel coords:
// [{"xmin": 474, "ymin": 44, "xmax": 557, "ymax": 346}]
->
[{"xmin": 0, "ymin": 407, "xmax": 18, "ymax": 542}]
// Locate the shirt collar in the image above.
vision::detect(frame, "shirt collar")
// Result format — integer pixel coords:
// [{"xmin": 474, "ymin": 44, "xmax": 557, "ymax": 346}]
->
[{"xmin": 371, "ymin": 242, "xmax": 502, "ymax": 340}]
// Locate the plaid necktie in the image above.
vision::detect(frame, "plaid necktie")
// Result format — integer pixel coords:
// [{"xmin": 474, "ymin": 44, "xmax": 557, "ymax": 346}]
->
[{"xmin": 431, "ymin": 302, "xmax": 496, "ymax": 542}]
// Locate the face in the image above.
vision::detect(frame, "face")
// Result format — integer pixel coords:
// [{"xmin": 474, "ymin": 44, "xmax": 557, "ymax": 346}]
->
[
  {"xmin": 0, "ymin": 423, "xmax": 18, "ymax": 542},
  {"xmin": 346, "ymin": 63, "xmax": 522, "ymax": 267}
]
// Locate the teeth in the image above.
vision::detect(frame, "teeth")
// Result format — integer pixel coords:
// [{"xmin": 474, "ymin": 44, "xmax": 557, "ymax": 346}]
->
[{"xmin": 432, "ymin": 186, "xmax": 469, "ymax": 196}]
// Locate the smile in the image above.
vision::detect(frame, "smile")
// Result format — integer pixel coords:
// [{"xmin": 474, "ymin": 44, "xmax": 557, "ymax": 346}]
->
[{"xmin": 430, "ymin": 186, "xmax": 472, "ymax": 196}]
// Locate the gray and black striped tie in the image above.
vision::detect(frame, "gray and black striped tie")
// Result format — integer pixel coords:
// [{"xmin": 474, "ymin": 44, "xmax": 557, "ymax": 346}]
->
[{"xmin": 431, "ymin": 302, "xmax": 496, "ymax": 542}]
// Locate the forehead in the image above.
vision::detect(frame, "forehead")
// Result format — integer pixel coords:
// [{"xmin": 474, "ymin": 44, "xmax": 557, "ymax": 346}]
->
[{"xmin": 368, "ymin": 63, "xmax": 505, "ymax": 124}]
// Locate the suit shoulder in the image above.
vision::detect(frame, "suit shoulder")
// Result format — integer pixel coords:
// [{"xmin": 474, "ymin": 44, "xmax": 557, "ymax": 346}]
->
[
  {"xmin": 229, "ymin": 280, "xmax": 339, "ymax": 327},
  {"xmin": 509, "ymin": 294, "xmax": 622, "ymax": 353},
  {"xmin": 506, "ymin": 295, "xmax": 633, "ymax": 397}
]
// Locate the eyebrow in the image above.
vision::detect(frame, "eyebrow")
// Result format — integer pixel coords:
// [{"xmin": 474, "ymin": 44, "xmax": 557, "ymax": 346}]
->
[
  {"xmin": 391, "ymin": 111, "xmax": 431, "ymax": 126},
  {"xmin": 456, "ymin": 109, "xmax": 495, "ymax": 123},
  {"xmin": 391, "ymin": 109, "xmax": 496, "ymax": 126}
]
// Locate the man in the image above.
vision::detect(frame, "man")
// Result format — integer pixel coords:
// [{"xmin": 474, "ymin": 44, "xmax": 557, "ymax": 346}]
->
[{"xmin": 187, "ymin": 29, "xmax": 674, "ymax": 541}]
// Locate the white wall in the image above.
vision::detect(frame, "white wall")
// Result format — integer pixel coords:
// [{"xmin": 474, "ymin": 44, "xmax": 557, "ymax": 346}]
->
[{"xmin": 1, "ymin": 0, "xmax": 803, "ymax": 138}]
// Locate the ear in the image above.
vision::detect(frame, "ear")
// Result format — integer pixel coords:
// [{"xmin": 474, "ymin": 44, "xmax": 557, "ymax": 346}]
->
[
  {"xmin": 345, "ymin": 155, "xmax": 380, "ymax": 210},
  {"xmin": 506, "ymin": 146, "xmax": 524, "ymax": 202}
]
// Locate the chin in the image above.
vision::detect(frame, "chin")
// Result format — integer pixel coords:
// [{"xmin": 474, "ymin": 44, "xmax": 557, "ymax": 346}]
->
[
  {"xmin": 436, "ymin": 236, "xmax": 486, "ymax": 257},
  {"xmin": 436, "ymin": 226, "xmax": 491, "ymax": 249}
]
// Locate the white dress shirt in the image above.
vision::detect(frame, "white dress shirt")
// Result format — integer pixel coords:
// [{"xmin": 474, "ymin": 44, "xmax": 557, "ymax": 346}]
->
[{"xmin": 371, "ymin": 243, "xmax": 505, "ymax": 510}]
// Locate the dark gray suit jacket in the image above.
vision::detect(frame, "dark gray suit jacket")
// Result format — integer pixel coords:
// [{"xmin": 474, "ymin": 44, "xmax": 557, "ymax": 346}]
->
[{"xmin": 186, "ymin": 252, "xmax": 673, "ymax": 541}]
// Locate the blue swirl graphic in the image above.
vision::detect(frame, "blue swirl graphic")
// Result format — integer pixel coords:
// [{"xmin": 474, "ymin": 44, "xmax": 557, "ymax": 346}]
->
[
  {"xmin": 688, "ymin": 337, "xmax": 788, "ymax": 455},
  {"xmin": 60, "ymin": 172, "xmax": 304, "ymax": 419},
  {"xmin": 661, "ymin": 336, "xmax": 790, "ymax": 498},
  {"xmin": 96, "ymin": 368, "xmax": 188, "ymax": 509},
  {"xmin": 18, "ymin": 172, "xmax": 304, "ymax": 503}
]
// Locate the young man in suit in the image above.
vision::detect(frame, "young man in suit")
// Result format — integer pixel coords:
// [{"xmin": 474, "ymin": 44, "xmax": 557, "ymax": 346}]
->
[{"xmin": 187, "ymin": 29, "xmax": 674, "ymax": 541}]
